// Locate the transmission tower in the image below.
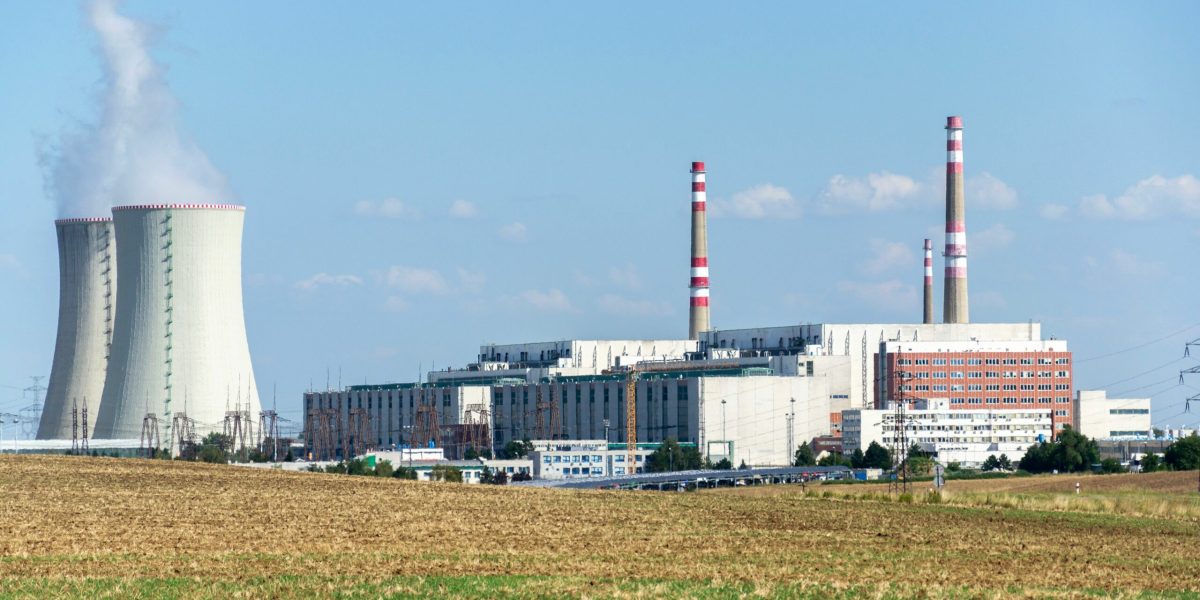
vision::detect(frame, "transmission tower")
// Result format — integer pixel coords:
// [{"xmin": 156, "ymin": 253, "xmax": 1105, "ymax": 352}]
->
[
  {"xmin": 1180, "ymin": 338, "xmax": 1200, "ymax": 493},
  {"xmin": 347, "ymin": 408, "xmax": 372, "ymax": 458},
  {"xmin": 888, "ymin": 353, "xmax": 913, "ymax": 495},
  {"xmin": 140, "ymin": 412, "xmax": 161, "ymax": 458},
  {"xmin": 224, "ymin": 408, "xmax": 247, "ymax": 459},
  {"xmin": 463, "ymin": 403, "xmax": 491, "ymax": 457},
  {"xmin": 259, "ymin": 409, "xmax": 280, "ymax": 461},
  {"xmin": 413, "ymin": 401, "xmax": 440, "ymax": 450},
  {"xmin": 71, "ymin": 398, "xmax": 80, "ymax": 454},
  {"xmin": 81, "ymin": 403, "xmax": 89, "ymax": 453},
  {"xmin": 172, "ymin": 412, "xmax": 196, "ymax": 458}
]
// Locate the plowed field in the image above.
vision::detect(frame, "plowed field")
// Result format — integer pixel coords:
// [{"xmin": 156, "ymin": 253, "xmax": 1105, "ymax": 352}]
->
[{"xmin": 1, "ymin": 455, "xmax": 1197, "ymax": 598}]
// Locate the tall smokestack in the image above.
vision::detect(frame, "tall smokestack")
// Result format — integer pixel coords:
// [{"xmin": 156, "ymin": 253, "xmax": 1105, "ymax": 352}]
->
[
  {"xmin": 923, "ymin": 238, "xmax": 933, "ymax": 324},
  {"xmin": 688, "ymin": 161, "xmax": 710, "ymax": 340},
  {"xmin": 943, "ymin": 116, "xmax": 968, "ymax": 323}
]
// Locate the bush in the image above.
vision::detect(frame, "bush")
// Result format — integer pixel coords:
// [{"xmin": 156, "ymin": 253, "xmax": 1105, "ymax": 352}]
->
[
  {"xmin": 1139, "ymin": 453, "xmax": 1163, "ymax": 473},
  {"xmin": 646, "ymin": 439, "xmax": 703, "ymax": 472},
  {"xmin": 1099, "ymin": 458, "xmax": 1125, "ymax": 474},
  {"xmin": 430, "ymin": 465, "xmax": 463, "ymax": 483},
  {"xmin": 393, "ymin": 466, "xmax": 418, "ymax": 480},
  {"xmin": 793, "ymin": 442, "xmax": 817, "ymax": 467},
  {"xmin": 1018, "ymin": 426, "xmax": 1099, "ymax": 473},
  {"xmin": 373, "ymin": 459, "xmax": 394, "ymax": 478},
  {"xmin": 197, "ymin": 444, "xmax": 228, "ymax": 464}
]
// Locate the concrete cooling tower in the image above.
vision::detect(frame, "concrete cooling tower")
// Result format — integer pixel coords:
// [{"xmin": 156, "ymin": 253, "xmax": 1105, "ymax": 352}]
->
[
  {"xmin": 37, "ymin": 218, "xmax": 116, "ymax": 440},
  {"xmin": 94, "ymin": 204, "xmax": 259, "ymax": 440}
]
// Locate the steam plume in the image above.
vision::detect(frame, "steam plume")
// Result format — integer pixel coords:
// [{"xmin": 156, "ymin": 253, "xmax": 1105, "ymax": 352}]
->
[{"xmin": 41, "ymin": 0, "xmax": 231, "ymax": 218}]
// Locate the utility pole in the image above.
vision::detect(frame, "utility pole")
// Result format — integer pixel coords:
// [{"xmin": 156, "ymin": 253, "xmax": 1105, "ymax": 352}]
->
[
  {"xmin": 787, "ymin": 398, "xmax": 796, "ymax": 466},
  {"xmin": 71, "ymin": 398, "xmax": 79, "ymax": 454}
]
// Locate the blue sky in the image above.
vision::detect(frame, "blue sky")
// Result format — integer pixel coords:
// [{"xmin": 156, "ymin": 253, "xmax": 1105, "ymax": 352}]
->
[{"xmin": 1, "ymin": 2, "xmax": 1198, "ymax": 427}]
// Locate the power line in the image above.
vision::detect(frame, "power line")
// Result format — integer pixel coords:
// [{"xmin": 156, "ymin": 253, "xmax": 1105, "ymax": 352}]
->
[{"xmin": 1075, "ymin": 321, "xmax": 1200, "ymax": 364}]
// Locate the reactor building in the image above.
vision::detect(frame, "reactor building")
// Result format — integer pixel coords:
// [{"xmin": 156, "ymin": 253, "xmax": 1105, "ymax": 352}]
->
[
  {"xmin": 303, "ymin": 118, "xmax": 1076, "ymax": 469},
  {"xmin": 37, "ymin": 217, "xmax": 117, "ymax": 439},
  {"xmin": 92, "ymin": 203, "xmax": 260, "ymax": 441}
]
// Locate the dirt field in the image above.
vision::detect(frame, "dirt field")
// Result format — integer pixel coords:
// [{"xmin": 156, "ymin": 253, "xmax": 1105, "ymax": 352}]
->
[{"xmin": 1, "ymin": 455, "xmax": 1198, "ymax": 598}]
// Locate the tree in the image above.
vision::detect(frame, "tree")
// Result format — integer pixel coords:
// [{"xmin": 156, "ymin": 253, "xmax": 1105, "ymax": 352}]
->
[
  {"xmin": 863, "ymin": 442, "xmax": 891, "ymax": 470},
  {"xmin": 393, "ymin": 466, "xmax": 418, "ymax": 480},
  {"xmin": 998, "ymin": 454, "xmax": 1012, "ymax": 471},
  {"xmin": 709, "ymin": 457, "xmax": 732, "ymax": 470},
  {"xmin": 502, "ymin": 439, "xmax": 534, "ymax": 459},
  {"xmin": 817, "ymin": 452, "xmax": 852, "ymax": 467},
  {"xmin": 197, "ymin": 444, "xmax": 228, "ymax": 464},
  {"xmin": 1152, "ymin": 428, "xmax": 1165, "ymax": 439},
  {"xmin": 849, "ymin": 448, "xmax": 866, "ymax": 469},
  {"xmin": 647, "ymin": 439, "xmax": 703, "ymax": 472},
  {"xmin": 981, "ymin": 455, "xmax": 1001, "ymax": 472},
  {"xmin": 793, "ymin": 442, "xmax": 816, "ymax": 467},
  {"xmin": 1165, "ymin": 435, "xmax": 1200, "ymax": 470},
  {"xmin": 430, "ymin": 465, "xmax": 464, "ymax": 483},
  {"xmin": 1099, "ymin": 458, "xmax": 1125, "ymax": 474},
  {"xmin": 1019, "ymin": 426, "xmax": 1099, "ymax": 474},
  {"xmin": 1140, "ymin": 453, "xmax": 1163, "ymax": 473}
]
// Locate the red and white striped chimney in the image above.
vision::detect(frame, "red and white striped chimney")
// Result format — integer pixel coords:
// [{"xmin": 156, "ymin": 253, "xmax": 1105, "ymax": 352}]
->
[
  {"xmin": 923, "ymin": 238, "xmax": 933, "ymax": 324},
  {"xmin": 943, "ymin": 116, "xmax": 969, "ymax": 324},
  {"xmin": 688, "ymin": 161, "xmax": 710, "ymax": 340}
]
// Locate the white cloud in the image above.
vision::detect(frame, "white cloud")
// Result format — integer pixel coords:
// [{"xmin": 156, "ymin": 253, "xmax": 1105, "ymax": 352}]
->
[
  {"xmin": 819, "ymin": 172, "xmax": 922, "ymax": 213},
  {"xmin": 449, "ymin": 199, "xmax": 478, "ymax": 219},
  {"xmin": 456, "ymin": 267, "xmax": 487, "ymax": 294},
  {"xmin": 836, "ymin": 279, "xmax": 918, "ymax": 311},
  {"xmin": 967, "ymin": 172, "xmax": 1019, "ymax": 210},
  {"xmin": 1086, "ymin": 249, "xmax": 1166, "ymax": 279},
  {"xmin": 972, "ymin": 223, "xmax": 1015, "ymax": 253},
  {"xmin": 383, "ymin": 296, "xmax": 410, "ymax": 312},
  {"xmin": 596, "ymin": 294, "xmax": 673, "ymax": 317},
  {"xmin": 1078, "ymin": 175, "xmax": 1200, "ymax": 220},
  {"xmin": 514, "ymin": 288, "xmax": 573, "ymax": 312},
  {"xmin": 498, "ymin": 222, "xmax": 528, "ymax": 242},
  {"xmin": 1039, "ymin": 204, "xmax": 1069, "ymax": 220},
  {"xmin": 379, "ymin": 266, "xmax": 448, "ymax": 294},
  {"xmin": 608, "ymin": 264, "xmax": 641, "ymax": 289},
  {"xmin": 712, "ymin": 184, "xmax": 800, "ymax": 219},
  {"xmin": 861, "ymin": 239, "xmax": 915, "ymax": 275},
  {"xmin": 354, "ymin": 198, "xmax": 421, "ymax": 219},
  {"xmin": 294, "ymin": 273, "xmax": 363, "ymax": 291},
  {"xmin": 573, "ymin": 270, "xmax": 596, "ymax": 288}
]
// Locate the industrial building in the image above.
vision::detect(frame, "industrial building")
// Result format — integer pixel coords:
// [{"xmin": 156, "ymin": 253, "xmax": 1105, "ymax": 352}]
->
[
  {"xmin": 1073, "ymin": 390, "xmax": 1152, "ymax": 439},
  {"xmin": 528, "ymin": 440, "xmax": 656, "ymax": 479},
  {"xmin": 38, "ymin": 217, "xmax": 116, "ymax": 439},
  {"xmin": 302, "ymin": 121, "xmax": 1086, "ymax": 470},
  {"xmin": 842, "ymin": 399, "xmax": 1052, "ymax": 468}
]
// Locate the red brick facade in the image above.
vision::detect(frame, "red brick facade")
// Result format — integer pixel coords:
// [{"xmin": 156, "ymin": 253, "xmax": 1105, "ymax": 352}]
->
[{"xmin": 879, "ymin": 350, "xmax": 1073, "ymax": 433}]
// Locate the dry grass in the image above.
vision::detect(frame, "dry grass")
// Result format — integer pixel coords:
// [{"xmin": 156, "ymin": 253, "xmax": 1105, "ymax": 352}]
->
[{"xmin": 1, "ymin": 455, "xmax": 1199, "ymax": 597}]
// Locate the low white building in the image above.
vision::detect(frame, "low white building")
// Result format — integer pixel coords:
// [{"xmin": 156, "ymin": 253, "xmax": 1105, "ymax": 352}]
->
[
  {"xmin": 842, "ymin": 399, "xmax": 1052, "ymax": 468},
  {"xmin": 482, "ymin": 458, "xmax": 533, "ymax": 478},
  {"xmin": 530, "ymin": 439, "xmax": 656, "ymax": 478},
  {"xmin": 1073, "ymin": 390, "xmax": 1152, "ymax": 439}
]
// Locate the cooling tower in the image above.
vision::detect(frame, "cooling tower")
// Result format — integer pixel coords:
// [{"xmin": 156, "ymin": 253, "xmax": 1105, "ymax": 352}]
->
[
  {"xmin": 37, "ymin": 218, "xmax": 116, "ymax": 439},
  {"xmin": 94, "ymin": 203, "xmax": 259, "ymax": 439}
]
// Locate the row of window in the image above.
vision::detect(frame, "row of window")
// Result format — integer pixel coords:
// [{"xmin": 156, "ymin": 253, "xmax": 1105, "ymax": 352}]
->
[{"xmin": 900, "ymin": 357, "xmax": 1070, "ymax": 366}]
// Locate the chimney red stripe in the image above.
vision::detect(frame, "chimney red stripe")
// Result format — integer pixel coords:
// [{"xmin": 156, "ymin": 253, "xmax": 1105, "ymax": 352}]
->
[
  {"xmin": 690, "ymin": 297, "xmax": 709, "ymax": 307},
  {"xmin": 691, "ymin": 257, "xmax": 707, "ymax": 267},
  {"xmin": 692, "ymin": 202, "xmax": 706, "ymax": 212},
  {"xmin": 945, "ymin": 221, "xmax": 965, "ymax": 233},
  {"xmin": 946, "ymin": 163, "xmax": 963, "ymax": 174},
  {"xmin": 692, "ymin": 182, "xmax": 706, "ymax": 192}
]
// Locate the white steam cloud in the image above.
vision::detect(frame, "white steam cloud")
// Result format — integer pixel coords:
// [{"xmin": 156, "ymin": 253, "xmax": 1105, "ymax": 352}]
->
[{"xmin": 41, "ymin": 0, "xmax": 232, "ymax": 218}]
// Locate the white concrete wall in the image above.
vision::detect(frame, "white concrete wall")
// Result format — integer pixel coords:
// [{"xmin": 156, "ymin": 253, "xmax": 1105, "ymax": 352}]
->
[
  {"xmin": 697, "ymin": 376, "xmax": 830, "ymax": 468},
  {"xmin": 1074, "ymin": 390, "xmax": 1151, "ymax": 439}
]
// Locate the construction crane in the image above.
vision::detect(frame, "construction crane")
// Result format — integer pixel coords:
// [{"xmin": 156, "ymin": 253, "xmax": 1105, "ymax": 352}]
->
[{"xmin": 618, "ymin": 358, "xmax": 754, "ymax": 474}]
